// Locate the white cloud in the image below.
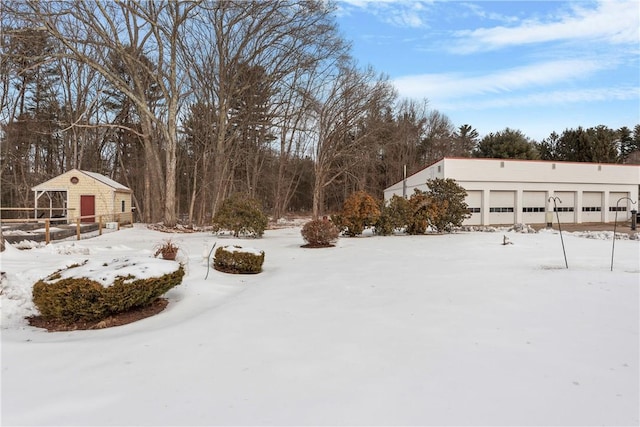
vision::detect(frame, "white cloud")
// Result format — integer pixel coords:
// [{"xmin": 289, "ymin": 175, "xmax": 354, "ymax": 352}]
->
[
  {"xmin": 393, "ymin": 59, "xmax": 610, "ymax": 100},
  {"xmin": 338, "ymin": 0, "xmax": 434, "ymax": 28},
  {"xmin": 450, "ymin": 0, "xmax": 640, "ymax": 54},
  {"xmin": 439, "ymin": 86, "xmax": 640, "ymax": 111},
  {"xmin": 459, "ymin": 2, "xmax": 520, "ymax": 25}
]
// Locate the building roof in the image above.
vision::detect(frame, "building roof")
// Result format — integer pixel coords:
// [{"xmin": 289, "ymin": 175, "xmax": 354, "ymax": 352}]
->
[
  {"xmin": 80, "ymin": 170, "xmax": 131, "ymax": 192},
  {"xmin": 32, "ymin": 169, "xmax": 132, "ymax": 193}
]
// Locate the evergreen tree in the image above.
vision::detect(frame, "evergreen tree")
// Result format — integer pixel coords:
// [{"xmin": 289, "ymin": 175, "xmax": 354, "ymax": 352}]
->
[
  {"xmin": 473, "ymin": 128, "xmax": 538, "ymax": 160},
  {"xmin": 618, "ymin": 126, "xmax": 639, "ymax": 163}
]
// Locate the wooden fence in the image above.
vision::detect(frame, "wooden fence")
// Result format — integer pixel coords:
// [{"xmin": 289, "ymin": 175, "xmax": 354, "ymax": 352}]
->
[{"xmin": 1, "ymin": 211, "xmax": 133, "ymax": 244}]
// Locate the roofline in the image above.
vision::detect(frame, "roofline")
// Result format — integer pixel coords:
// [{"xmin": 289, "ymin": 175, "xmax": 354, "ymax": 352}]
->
[
  {"xmin": 439, "ymin": 157, "xmax": 640, "ymax": 167},
  {"xmin": 392, "ymin": 157, "xmax": 640, "ymax": 191}
]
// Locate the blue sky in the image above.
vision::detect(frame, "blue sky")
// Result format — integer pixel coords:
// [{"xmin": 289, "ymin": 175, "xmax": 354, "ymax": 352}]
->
[{"xmin": 335, "ymin": 0, "xmax": 640, "ymax": 141}]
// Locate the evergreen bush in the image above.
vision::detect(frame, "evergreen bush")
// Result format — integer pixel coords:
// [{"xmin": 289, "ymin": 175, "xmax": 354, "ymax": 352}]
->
[
  {"xmin": 376, "ymin": 195, "xmax": 411, "ymax": 235},
  {"xmin": 32, "ymin": 265, "xmax": 185, "ymax": 324},
  {"xmin": 332, "ymin": 191, "xmax": 380, "ymax": 237},
  {"xmin": 301, "ymin": 218, "xmax": 339, "ymax": 247},
  {"xmin": 212, "ymin": 193, "xmax": 268, "ymax": 238},
  {"xmin": 214, "ymin": 245, "xmax": 265, "ymax": 274},
  {"xmin": 426, "ymin": 178, "xmax": 470, "ymax": 232}
]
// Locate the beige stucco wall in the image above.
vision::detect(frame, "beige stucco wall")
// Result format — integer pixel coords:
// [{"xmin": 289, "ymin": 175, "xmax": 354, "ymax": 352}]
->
[{"xmin": 384, "ymin": 158, "xmax": 640, "ymax": 225}]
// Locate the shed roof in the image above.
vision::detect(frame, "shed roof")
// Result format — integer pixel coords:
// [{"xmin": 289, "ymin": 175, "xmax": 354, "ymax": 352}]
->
[{"xmin": 31, "ymin": 169, "xmax": 132, "ymax": 193}]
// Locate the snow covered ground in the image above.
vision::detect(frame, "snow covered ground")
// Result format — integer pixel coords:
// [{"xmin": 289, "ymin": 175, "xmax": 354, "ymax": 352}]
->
[{"xmin": 1, "ymin": 224, "xmax": 638, "ymax": 426}]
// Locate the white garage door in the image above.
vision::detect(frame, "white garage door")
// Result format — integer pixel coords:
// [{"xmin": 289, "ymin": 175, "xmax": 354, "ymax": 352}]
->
[
  {"xmin": 553, "ymin": 191, "xmax": 575, "ymax": 223},
  {"xmin": 489, "ymin": 191, "xmax": 515, "ymax": 225},
  {"xmin": 582, "ymin": 192, "xmax": 602, "ymax": 222},
  {"xmin": 522, "ymin": 191, "xmax": 546, "ymax": 224},
  {"xmin": 609, "ymin": 192, "xmax": 630, "ymax": 213}
]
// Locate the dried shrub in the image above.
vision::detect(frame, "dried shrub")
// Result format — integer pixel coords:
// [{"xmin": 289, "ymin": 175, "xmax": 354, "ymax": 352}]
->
[
  {"xmin": 32, "ymin": 267, "xmax": 185, "ymax": 324},
  {"xmin": 332, "ymin": 191, "xmax": 380, "ymax": 237},
  {"xmin": 301, "ymin": 219, "xmax": 339, "ymax": 247},
  {"xmin": 214, "ymin": 245, "xmax": 265, "ymax": 274},
  {"xmin": 154, "ymin": 239, "xmax": 180, "ymax": 259},
  {"xmin": 406, "ymin": 189, "xmax": 441, "ymax": 235}
]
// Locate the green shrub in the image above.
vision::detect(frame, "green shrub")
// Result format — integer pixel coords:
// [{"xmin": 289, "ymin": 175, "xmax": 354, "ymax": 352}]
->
[
  {"xmin": 301, "ymin": 219, "xmax": 339, "ymax": 247},
  {"xmin": 32, "ymin": 278, "xmax": 106, "ymax": 322},
  {"xmin": 332, "ymin": 191, "xmax": 380, "ymax": 237},
  {"xmin": 426, "ymin": 178, "xmax": 470, "ymax": 232},
  {"xmin": 214, "ymin": 245, "xmax": 265, "ymax": 274},
  {"xmin": 376, "ymin": 195, "xmax": 411, "ymax": 235},
  {"xmin": 32, "ymin": 266, "xmax": 185, "ymax": 324},
  {"xmin": 212, "ymin": 193, "xmax": 268, "ymax": 238},
  {"xmin": 103, "ymin": 270, "xmax": 185, "ymax": 313}
]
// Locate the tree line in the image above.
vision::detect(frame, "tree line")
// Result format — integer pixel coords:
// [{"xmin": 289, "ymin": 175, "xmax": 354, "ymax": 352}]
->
[{"xmin": 2, "ymin": 1, "xmax": 639, "ymax": 226}]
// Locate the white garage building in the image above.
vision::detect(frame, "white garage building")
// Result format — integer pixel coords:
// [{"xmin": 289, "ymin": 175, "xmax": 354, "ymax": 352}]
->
[{"xmin": 384, "ymin": 158, "xmax": 640, "ymax": 226}]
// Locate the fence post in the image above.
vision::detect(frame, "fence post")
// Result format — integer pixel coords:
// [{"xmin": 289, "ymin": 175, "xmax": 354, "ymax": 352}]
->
[
  {"xmin": 99, "ymin": 215, "xmax": 103, "ymax": 236},
  {"xmin": 76, "ymin": 218, "xmax": 81, "ymax": 240},
  {"xmin": 45, "ymin": 219, "xmax": 50, "ymax": 244}
]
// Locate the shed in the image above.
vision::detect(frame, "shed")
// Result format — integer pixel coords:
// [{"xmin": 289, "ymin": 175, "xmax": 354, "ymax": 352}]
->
[{"xmin": 32, "ymin": 169, "xmax": 133, "ymax": 224}]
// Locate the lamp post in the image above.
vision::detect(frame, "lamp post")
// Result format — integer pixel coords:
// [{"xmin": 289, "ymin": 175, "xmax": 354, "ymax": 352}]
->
[
  {"xmin": 611, "ymin": 197, "xmax": 636, "ymax": 271},
  {"xmin": 548, "ymin": 196, "xmax": 568, "ymax": 269}
]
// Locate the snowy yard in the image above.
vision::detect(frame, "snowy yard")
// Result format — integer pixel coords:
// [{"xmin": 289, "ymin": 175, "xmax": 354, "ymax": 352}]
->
[{"xmin": 1, "ymin": 224, "xmax": 638, "ymax": 426}]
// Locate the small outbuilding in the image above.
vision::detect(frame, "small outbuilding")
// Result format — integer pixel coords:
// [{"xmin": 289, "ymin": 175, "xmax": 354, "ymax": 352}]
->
[{"xmin": 32, "ymin": 169, "xmax": 133, "ymax": 224}]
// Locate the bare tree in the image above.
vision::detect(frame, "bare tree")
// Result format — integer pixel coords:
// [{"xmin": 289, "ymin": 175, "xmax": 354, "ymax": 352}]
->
[
  {"xmin": 418, "ymin": 109, "xmax": 456, "ymax": 164},
  {"xmin": 183, "ymin": 0, "xmax": 346, "ymax": 219},
  {"xmin": 20, "ymin": 0, "xmax": 199, "ymax": 226},
  {"xmin": 308, "ymin": 63, "xmax": 395, "ymax": 218}
]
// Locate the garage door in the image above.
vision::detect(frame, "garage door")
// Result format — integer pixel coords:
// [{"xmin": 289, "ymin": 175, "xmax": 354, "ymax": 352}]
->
[
  {"xmin": 582, "ymin": 192, "xmax": 602, "ymax": 222},
  {"xmin": 609, "ymin": 192, "xmax": 630, "ymax": 213},
  {"xmin": 465, "ymin": 190, "xmax": 482, "ymax": 225},
  {"xmin": 553, "ymin": 191, "xmax": 575, "ymax": 223},
  {"xmin": 489, "ymin": 191, "xmax": 515, "ymax": 225},
  {"xmin": 522, "ymin": 191, "xmax": 546, "ymax": 224}
]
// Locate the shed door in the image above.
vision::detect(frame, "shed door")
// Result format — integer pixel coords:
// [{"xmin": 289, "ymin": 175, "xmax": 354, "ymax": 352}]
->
[{"xmin": 80, "ymin": 195, "xmax": 95, "ymax": 223}]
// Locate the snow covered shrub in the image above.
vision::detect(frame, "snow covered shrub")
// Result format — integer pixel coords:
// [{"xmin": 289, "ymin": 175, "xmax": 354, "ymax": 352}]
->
[
  {"xmin": 214, "ymin": 245, "xmax": 265, "ymax": 274},
  {"xmin": 376, "ymin": 195, "xmax": 411, "ymax": 235},
  {"xmin": 332, "ymin": 191, "xmax": 380, "ymax": 237},
  {"xmin": 212, "ymin": 193, "xmax": 268, "ymax": 238},
  {"xmin": 32, "ymin": 278, "xmax": 105, "ymax": 322},
  {"xmin": 301, "ymin": 218, "xmax": 339, "ymax": 247},
  {"xmin": 32, "ymin": 266, "xmax": 185, "ymax": 324}
]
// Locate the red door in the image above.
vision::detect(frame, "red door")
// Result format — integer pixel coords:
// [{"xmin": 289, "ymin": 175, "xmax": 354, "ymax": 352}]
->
[{"xmin": 80, "ymin": 195, "xmax": 95, "ymax": 223}]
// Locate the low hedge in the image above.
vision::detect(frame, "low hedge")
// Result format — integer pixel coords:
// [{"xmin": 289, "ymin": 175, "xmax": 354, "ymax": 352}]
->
[
  {"xmin": 213, "ymin": 245, "xmax": 264, "ymax": 274},
  {"xmin": 32, "ymin": 265, "xmax": 185, "ymax": 324}
]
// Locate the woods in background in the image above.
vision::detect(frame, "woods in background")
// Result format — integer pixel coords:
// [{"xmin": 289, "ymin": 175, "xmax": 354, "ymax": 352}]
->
[{"xmin": 2, "ymin": 1, "xmax": 639, "ymax": 225}]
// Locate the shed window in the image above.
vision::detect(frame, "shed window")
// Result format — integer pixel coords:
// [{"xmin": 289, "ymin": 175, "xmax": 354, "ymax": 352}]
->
[{"xmin": 121, "ymin": 200, "xmax": 126, "ymax": 212}]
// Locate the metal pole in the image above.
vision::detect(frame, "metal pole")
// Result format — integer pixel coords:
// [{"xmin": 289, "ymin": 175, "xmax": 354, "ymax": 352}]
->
[
  {"xmin": 611, "ymin": 197, "xmax": 636, "ymax": 271},
  {"xmin": 402, "ymin": 164, "xmax": 407, "ymax": 199},
  {"xmin": 548, "ymin": 196, "xmax": 568, "ymax": 269}
]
